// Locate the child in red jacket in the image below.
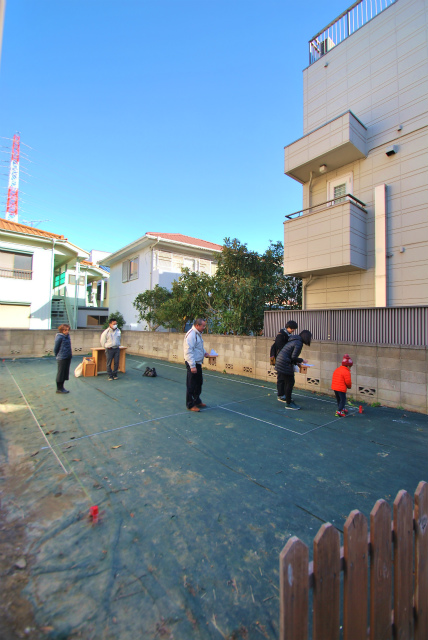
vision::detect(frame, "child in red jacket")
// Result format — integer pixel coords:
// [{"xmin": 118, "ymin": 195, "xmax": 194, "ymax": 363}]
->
[{"xmin": 331, "ymin": 355, "xmax": 353, "ymax": 417}]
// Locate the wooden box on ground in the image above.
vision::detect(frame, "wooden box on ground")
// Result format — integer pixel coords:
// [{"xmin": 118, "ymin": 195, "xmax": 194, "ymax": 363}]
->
[{"xmin": 82, "ymin": 357, "xmax": 96, "ymax": 377}]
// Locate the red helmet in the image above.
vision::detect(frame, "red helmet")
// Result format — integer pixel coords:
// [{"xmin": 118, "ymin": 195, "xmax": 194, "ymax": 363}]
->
[{"xmin": 342, "ymin": 354, "xmax": 353, "ymax": 367}]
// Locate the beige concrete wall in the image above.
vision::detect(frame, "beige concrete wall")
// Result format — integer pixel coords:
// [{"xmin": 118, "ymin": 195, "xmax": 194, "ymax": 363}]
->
[
  {"xmin": 1, "ymin": 329, "xmax": 426, "ymax": 414},
  {"xmin": 292, "ymin": 0, "xmax": 428, "ymax": 309}
]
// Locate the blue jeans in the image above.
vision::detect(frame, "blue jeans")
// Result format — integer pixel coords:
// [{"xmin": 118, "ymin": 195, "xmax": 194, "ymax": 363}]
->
[{"xmin": 334, "ymin": 390, "xmax": 346, "ymax": 411}]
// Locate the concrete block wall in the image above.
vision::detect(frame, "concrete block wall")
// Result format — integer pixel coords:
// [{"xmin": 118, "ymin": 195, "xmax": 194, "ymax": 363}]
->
[{"xmin": 0, "ymin": 330, "xmax": 426, "ymax": 414}]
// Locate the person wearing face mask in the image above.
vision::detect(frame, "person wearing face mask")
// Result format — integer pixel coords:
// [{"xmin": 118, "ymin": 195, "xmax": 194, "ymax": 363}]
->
[{"xmin": 100, "ymin": 317, "xmax": 121, "ymax": 381}]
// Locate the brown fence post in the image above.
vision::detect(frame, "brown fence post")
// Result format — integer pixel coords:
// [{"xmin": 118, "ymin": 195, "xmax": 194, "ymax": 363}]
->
[
  {"xmin": 393, "ymin": 490, "xmax": 413, "ymax": 640},
  {"xmin": 414, "ymin": 481, "xmax": 428, "ymax": 640},
  {"xmin": 369, "ymin": 499, "xmax": 392, "ymax": 640},
  {"xmin": 279, "ymin": 536, "xmax": 309, "ymax": 640},
  {"xmin": 343, "ymin": 510, "xmax": 368, "ymax": 640},
  {"xmin": 313, "ymin": 523, "xmax": 340, "ymax": 640}
]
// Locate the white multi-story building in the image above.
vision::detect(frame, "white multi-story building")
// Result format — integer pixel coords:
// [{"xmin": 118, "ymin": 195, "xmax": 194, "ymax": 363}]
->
[
  {"xmin": 283, "ymin": 0, "xmax": 428, "ymax": 309},
  {"xmin": 103, "ymin": 232, "xmax": 222, "ymax": 330},
  {"xmin": 0, "ymin": 218, "xmax": 109, "ymax": 329}
]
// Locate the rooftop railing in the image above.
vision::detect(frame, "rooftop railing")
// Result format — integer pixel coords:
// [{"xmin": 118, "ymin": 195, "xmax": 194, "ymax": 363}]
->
[
  {"xmin": 285, "ymin": 194, "xmax": 367, "ymax": 220},
  {"xmin": 309, "ymin": 0, "xmax": 396, "ymax": 65}
]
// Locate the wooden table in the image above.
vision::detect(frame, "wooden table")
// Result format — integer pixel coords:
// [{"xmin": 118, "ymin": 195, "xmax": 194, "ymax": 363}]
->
[{"xmin": 91, "ymin": 347, "xmax": 127, "ymax": 376}]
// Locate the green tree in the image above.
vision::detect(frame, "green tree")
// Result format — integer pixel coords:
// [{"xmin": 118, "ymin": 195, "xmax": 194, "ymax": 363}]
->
[
  {"xmin": 102, "ymin": 311, "xmax": 126, "ymax": 330},
  {"xmin": 132, "ymin": 238, "xmax": 301, "ymax": 335},
  {"xmin": 212, "ymin": 238, "xmax": 301, "ymax": 334},
  {"xmin": 158, "ymin": 269, "xmax": 215, "ymax": 332},
  {"xmin": 133, "ymin": 285, "xmax": 172, "ymax": 331}
]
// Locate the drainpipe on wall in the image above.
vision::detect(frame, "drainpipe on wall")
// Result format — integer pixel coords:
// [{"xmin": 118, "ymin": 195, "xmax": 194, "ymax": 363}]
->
[
  {"xmin": 49, "ymin": 238, "xmax": 56, "ymax": 329},
  {"xmin": 308, "ymin": 171, "xmax": 313, "ymax": 209},
  {"xmin": 74, "ymin": 260, "xmax": 80, "ymax": 330},
  {"xmin": 302, "ymin": 274, "xmax": 317, "ymax": 310},
  {"xmin": 374, "ymin": 184, "xmax": 387, "ymax": 307},
  {"xmin": 148, "ymin": 237, "xmax": 160, "ymax": 330}
]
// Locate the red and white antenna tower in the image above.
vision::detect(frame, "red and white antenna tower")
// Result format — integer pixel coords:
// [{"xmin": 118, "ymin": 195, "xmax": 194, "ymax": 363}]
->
[{"xmin": 5, "ymin": 133, "xmax": 20, "ymax": 222}]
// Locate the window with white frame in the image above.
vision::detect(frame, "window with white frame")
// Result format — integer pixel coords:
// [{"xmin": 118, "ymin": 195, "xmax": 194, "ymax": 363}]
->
[
  {"xmin": 68, "ymin": 274, "xmax": 85, "ymax": 285},
  {"xmin": 327, "ymin": 173, "xmax": 353, "ymax": 204},
  {"xmin": 0, "ymin": 250, "xmax": 33, "ymax": 280},
  {"xmin": 183, "ymin": 257, "xmax": 195, "ymax": 271},
  {"xmin": 122, "ymin": 257, "xmax": 139, "ymax": 282},
  {"xmin": 129, "ymin": 257, "xmax": 139, "ymax": 280}
]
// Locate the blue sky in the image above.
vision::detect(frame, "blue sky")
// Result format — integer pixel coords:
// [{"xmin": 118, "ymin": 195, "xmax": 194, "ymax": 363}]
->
[{"xmin": 0, "ymin": 0, "xmax": 346, "ymax": 256}]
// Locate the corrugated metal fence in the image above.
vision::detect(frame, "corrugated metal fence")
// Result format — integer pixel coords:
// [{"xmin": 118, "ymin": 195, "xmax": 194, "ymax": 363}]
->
[{"xmin": 264, "ymin": 307, "xmax": 428, "ymax": 346}]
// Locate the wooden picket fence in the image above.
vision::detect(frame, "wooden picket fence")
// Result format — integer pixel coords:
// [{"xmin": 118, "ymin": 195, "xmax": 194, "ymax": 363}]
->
[{"xmin": 280, "ymin": 481, "xmax": 428, "ymax": 640}]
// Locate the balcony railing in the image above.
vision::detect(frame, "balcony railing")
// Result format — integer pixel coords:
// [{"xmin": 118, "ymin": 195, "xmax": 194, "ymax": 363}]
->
[
  {"xmin": 0, "ymin": 267, "xmax": 33, "ymax": 280},
  {"xmin": 285, "ymin": 194, "xmax": 367, "ymax": 220},
  {"xmin": 309, "ymin": 0, "xmax": 396, "ymax": 65}
]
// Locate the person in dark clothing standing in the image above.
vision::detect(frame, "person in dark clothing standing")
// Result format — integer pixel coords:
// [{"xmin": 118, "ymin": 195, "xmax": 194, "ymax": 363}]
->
[
  {"xmin": 275, "ymin": 330, "xmax": 312, "ymax": 410},
  {"xmin": 270, "ymin": 320, "xmax": 298, "ymax": 401},
  {"xmin": 183, "ymin": 318, "xmax": 210, "ymax": 412},
  {"xmin": 54, "ymin": 324, "xmax": 72, "ymax": 394}
]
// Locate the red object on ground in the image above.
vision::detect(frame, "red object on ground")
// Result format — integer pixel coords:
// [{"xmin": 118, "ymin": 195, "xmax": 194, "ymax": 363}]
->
[
  {"xmin": 89, "ymin": 505, "xmax": 99, "ymax": 522},
  {"xmin": 359, "ymin": 405, "xmax": 363, "ymax": 413}
]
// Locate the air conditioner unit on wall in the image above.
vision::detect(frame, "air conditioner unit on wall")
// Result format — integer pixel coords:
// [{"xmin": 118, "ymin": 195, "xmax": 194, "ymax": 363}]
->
[{"xmin": 320, "ymin": 37, "xmax": 335, "ymax": 56}]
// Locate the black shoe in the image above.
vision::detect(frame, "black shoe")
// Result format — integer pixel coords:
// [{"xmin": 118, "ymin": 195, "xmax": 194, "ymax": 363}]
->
[
  {"xmin": 108, "ymin": 377, "xmax": 113, "ymax": 381},
  {"xmin": 113, "ymin": 376, "xmax": 118, "ymax": 380},
  {"xmin": 277, "ymin": 396, "xmax": 287, "ymax": 402},
  {"xmin": 56, "ymin": 389, "xmax": 69, "ymax": 394},
  {"xmin": 285, "ymin": 400, "xmax": 300, "ymax": 410}
]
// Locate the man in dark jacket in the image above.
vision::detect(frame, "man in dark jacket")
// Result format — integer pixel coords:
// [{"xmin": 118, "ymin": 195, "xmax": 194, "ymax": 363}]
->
[
  {"xmin": 275, "ymin": 330, "xmax": 312, "ymax": 410},
  {"xmin": 271, "ymin": 320, "xmax": 298, "ymax": 401}
]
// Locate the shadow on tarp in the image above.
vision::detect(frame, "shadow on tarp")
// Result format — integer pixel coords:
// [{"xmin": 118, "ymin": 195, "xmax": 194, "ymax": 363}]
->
[{"xmin": 0, "ymin": 356, "xmax": 427, "ymax": 639}]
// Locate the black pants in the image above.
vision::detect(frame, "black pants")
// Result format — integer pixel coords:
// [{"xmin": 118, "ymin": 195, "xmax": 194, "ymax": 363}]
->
[
  {"xmin": 185, "ymin": 362, "xmax": 203, "ymax": 409},
  {"xmin": 56, "ymin": 358, "xmax": 71, "ymax": 390},
  {"xmin": 106, "ymin": 347, "xmax": 120, "ymax": 378},
  {"xmin": 277, "ymin": 373, "xmax": 295, "ymax": 403},
  {"xmin": 334, "ymin": 390, "xmax": 347, "ymax": 411}
]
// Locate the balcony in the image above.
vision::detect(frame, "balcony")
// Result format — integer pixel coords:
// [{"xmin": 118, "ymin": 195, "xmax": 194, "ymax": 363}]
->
[
  {"xmin": 284, "ymin": 111, "xmax": 367, "ymax": 184},
  {"xmin": 0, "ymin": 267, "xmax": 33, "ymax": 280},
  {"xmin": 283, "ymin": 195, "xmax": 367, "ymax": 277}
]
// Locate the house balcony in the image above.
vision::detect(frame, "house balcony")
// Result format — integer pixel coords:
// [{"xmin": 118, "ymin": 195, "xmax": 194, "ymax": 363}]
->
[
  {"xmin": 283, "ymin": 194, "xmax": 367, "ymax": 277},
  {"xmin": 284, "ymin": 111, "xmax": 367, "ymax": 184}
]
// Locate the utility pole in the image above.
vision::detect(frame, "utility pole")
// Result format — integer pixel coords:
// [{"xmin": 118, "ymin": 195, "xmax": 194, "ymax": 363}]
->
[{"xmin": 5, "ymin": 133, "xmax": 20, "ymax": 222}]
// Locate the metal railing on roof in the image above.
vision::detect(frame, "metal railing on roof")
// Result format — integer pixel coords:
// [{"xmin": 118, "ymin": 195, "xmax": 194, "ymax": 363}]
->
[
  {"xmin": 285, "ymin": 194, "xmax": 367, "ymax": 220},
  {"xmin": 309, "ymin": 0, "xmax": 396, "ymax": 65}
]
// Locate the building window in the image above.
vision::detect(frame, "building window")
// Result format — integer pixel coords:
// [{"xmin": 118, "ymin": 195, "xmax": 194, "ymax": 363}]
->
[
  {"xmin": 68, "ymin": 274, "xmax": 85, "ymax": 285},
  {"xmin": 53, "ymin": 271, "xmax": 66, "ymax": 287},
  {"xmin": 0, "ymin": 250, "xmax": 33, "ymax": 280},
  {"xmin": 183, "ymin": 257, "xmax": 195, "ymax": 271},
  {"xmin": 327, "ymin": 173, "xmax": 353, "ymax": 204},
  {"xmin": 129, "ymin": 257, "xmax": 139, "ymax": 281},
  {"xmin": 122, "ymin": 257, "xmax": 139, "ymax": 282},
  {"xmin": 87, "ymin": 315, "xmax": 108, "ymax": 326}
]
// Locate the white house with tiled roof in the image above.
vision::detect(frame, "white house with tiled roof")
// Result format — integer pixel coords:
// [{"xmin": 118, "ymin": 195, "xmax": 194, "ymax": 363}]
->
[
  {"xmin": 0, "ymin": 218, "xmax": 109, "ymax": 329},
  {"xmin": 103, "ymin": 232, "xmax": 222, "ymax": 330}
]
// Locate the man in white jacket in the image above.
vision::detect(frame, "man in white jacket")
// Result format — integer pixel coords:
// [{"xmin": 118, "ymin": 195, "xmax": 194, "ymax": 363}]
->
[
  {"xmin": 183, "ymin": 318, "xmax": 209, "ymax": 412},
  {"xmin": 100, "ymin": 318, "xmax": 121, "ymax": 381}
]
